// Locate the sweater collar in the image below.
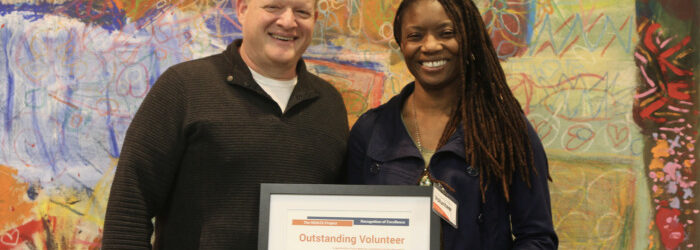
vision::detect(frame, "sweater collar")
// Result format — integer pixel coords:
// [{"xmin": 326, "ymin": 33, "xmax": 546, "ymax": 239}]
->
[
  {"xmin": 222, "ymin": 39, "xmax": 320, "ymax": 112},
  {"xmin": 367, "ymin": 82, "xmax": 466, "ymax": 162}
]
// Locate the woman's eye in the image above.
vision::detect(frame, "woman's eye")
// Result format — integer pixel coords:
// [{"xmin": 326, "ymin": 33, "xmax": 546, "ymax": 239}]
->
[{"xmin": 406, "ymin": 33, "xmax": 422, "ymax": 40}]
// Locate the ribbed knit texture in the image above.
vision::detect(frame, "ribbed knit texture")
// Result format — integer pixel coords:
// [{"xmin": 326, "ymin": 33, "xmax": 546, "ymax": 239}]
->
[{"xmin": 102, "ymin": 40, "xmax": 349, "ymax": 249}]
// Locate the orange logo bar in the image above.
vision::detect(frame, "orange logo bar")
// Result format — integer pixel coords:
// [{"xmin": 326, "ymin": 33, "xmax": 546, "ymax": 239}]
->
[{"xmin": 292, "ymin": 219, "xmax": 353, "ymax": 226}]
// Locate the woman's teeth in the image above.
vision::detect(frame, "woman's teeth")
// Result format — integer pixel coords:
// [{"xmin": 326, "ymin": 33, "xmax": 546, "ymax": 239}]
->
[{"xmin": 422, "ymin": 60, "xmax": 447, "ymax": 68}]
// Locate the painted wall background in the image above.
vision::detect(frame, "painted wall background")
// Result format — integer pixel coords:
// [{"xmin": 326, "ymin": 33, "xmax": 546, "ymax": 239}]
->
[{"xmin": 0, "ymin": 0, "xmax": 697, "ymax": 249}]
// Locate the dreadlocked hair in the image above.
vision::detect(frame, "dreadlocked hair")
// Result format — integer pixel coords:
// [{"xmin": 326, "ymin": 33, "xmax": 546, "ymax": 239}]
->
[{"xmin": 393, "ymin": 0, "xmax": 545, "ymax": 202}]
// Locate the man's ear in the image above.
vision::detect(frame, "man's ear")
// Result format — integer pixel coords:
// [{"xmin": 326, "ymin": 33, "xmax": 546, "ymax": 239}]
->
[{"xmin": 236, "ymin": 0, "xmax": 249, "ymax": 23}]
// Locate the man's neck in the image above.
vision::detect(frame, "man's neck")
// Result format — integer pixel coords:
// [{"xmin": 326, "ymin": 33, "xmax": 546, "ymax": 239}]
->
[{"xmin": 238, "ymin": 45, "xmax": 297, "ymax": 80}]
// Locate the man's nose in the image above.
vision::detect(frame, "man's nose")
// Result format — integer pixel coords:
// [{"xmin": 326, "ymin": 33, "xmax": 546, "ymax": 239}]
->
[{"xmin": 276, "ymin": 8, "xmax": 298, "ymax": 29}]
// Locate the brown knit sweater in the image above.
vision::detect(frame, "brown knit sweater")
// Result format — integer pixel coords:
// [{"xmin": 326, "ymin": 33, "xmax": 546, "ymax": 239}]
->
[{"xmin": 102, "ymin": 40, "xmax": 349, "ymax": 249}]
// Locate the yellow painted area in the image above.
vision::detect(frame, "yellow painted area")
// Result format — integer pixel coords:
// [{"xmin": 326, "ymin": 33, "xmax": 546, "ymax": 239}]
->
[
  {"xmin": 0, "ymin": 158, "xmax": 118, "ymax": 249},
  {"xmin": 548, "ymin": 157, "xmax": 637, "ymax": 249},
  {"xmin": 31, "ymin": 158, "xmax": 117, "ymax": 249}
]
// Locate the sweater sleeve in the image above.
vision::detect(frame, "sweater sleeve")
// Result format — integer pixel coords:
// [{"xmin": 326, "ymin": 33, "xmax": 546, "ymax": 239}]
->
[
  {"xmin": 102, "ymin": 68, "xmax": 187, "ymax": 249},
  {"xmin": 509, "ymin": 119, "xmax": 559, "ymax": 249}
]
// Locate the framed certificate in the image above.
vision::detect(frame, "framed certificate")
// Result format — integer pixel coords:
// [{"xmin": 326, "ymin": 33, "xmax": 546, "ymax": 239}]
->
[{"xmin": 258, "ymin": 184, "xmax": 440, "ymax": 250}]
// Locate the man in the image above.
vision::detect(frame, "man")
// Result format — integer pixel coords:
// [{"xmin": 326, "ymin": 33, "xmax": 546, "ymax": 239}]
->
[{"xmin": 101, "ymin": 0, "xmax": 349, "ymax": 248}]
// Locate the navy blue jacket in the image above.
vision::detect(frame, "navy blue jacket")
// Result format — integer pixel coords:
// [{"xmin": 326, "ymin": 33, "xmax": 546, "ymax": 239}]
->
[{"xmin": 347, "ymin": 83, "xmax": 558, "ymax": 249}]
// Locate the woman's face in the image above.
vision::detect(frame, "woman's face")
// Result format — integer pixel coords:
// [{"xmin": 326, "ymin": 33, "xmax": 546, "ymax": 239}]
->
[{"xmin": 399, "ymin": 0, "xmax": 461, "ymax": 90}]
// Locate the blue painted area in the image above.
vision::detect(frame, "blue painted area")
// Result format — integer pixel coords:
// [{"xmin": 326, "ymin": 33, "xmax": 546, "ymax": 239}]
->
[
  {"xmin": 1, "ymin": 1, "xmax": 127, "ymax": 32},
  {"xmin": 58, "ymin": 86, "xmax": 75, "ymax": 159},
  {"xmin": 527, "ymin": 14, "xmax": 635, "ymax": 56},
  {"xmin": 59, "ymin": 31, "xmax": 77, "ymax": 160},
  {"xmin": 26, "ymin": 185, "xmax": 39, "ymax": 200},
  {"xmin": 204, "ymin": 11, "xmax": 241, "ymax": 43},
  {"xmin": 303, "ymin": 56, "xmax": 384, "ymax": 71},
  {"xmin": 30, "ymin": 91, "xmax": 57, "ymax": 174},
  {"xmin": 526, "ymin": 0, "xmax": 536, "ymax": 45},
  {"xmin": 149, "ymin": 46, "xmax": 160, "ymax": 87},
  {"xmin": 0, "ymin": 2, "xmax": 48, "ymax": 21},
  {"xmin": 103, "ymin": 91, "xmax": 120, "ymax": 158},
  {"xmin": 1, "ymin": 28, "xmax": 14, "ymax": 135}
]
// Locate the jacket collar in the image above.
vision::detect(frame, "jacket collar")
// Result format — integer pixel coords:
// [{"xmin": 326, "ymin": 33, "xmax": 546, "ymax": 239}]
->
[
  {"xmin": 367, "ymin": 82, "xmax": 466, "ymax": 162},
  {"xmin": 222, "ymin": 39, "xmax": 320, "ymax": 111}
]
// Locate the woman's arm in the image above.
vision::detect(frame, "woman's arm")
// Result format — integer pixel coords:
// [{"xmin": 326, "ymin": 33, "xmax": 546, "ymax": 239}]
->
[{"xmin": 509, "ymin": 119, "xmax": 559, "ymax": 249}]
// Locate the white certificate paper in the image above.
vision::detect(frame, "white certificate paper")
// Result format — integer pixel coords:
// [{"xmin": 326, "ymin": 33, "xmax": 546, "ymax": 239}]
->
[{"xmin": 267, "ymin": 194, "xmax": 432, "ymax": 250}]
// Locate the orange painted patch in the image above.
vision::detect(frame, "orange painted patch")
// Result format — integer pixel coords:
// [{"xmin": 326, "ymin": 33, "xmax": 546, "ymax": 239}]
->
[
  {"xmin": 113, "ymin": 0, "xmax": 204, "ymax": 22},
  {"xmin": 651, "ymin": 140, "xmax": 671, "ymax": 158},
  {"xmin": 649, "ymin": 158, "xmax": 664, "ymax": 170},
  {"xmin": 0, "ymin": 165, "xmax": 35, "ymax": 230}
]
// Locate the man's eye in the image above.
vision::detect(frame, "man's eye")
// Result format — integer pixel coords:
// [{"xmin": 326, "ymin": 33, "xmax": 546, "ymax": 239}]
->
[
  {"xmin": 296, "ymin": 10, "xmax": 311, "ymax": 18},
  {"xmin": 264, "ymin": 5, "xmax": 281, "ymax": 11}
]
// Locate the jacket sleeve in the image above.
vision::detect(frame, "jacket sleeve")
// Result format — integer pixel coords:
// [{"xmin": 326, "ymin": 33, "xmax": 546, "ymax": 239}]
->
[
  {"xmin": 102, "ymin": 68, "xmax": 187, "ymax": 249},
  {"xmin": 509, "ymin": 119, "xmax": 559, "ymax": 249},
  {"xmin": 346, "ymin": 112, "xmax": 374, "ymax": 184}
]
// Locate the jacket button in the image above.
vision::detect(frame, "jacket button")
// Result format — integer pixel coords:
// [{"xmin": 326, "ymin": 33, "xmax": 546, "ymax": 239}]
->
[
  {"xmin": 370, "ymin": 163, "xmax": 381, "ymax": 175},
  {"xmin": 477, "ymin": 213, "xmax": 484, "ymax": 223},
  {"xmin": 466, "ymin": 166, "xmax": 479, "ymax": 177}
]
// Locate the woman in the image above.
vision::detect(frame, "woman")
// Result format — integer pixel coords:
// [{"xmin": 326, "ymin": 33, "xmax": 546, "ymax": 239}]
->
[{"xmin": 346, "ymin": 0, "xmax": 558, "ymax": 248}]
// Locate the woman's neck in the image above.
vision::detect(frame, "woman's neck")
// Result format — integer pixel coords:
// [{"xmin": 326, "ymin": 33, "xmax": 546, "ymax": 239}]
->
[{"xmin": 412, "ymin": 81, "xmax": 460, "ymax": 115}]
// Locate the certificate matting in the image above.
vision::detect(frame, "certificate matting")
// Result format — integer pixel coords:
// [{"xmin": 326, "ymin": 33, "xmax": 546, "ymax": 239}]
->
[{"xmin": 258, "ymin": 184, "xmax": 440, "ymax": 250}]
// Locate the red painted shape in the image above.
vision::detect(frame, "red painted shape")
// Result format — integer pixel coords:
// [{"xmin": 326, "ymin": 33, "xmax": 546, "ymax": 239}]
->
[
  {"xmin": 482, "ymin": 0, "xmax": 530, "ymax": 58},
  {"xmin": 644, "ymin": 23, "xmax": 661, "ymax": 54},
  {"xmin": 639, "ymin": 98, "xmax": 668, "ymax": 123},
  {"xmin": 559, "ymin": 36, "xmax": 580, "ymax": 58},
  {"xmin": 606, "ymin": 123, "xmax": 629, "ymax": 147},
  {"xmin": 655, "ymin": 206, "xmax": 684, "ymax": 249},
  {"xmin": 658, "ymin": 36, "xmax": 693, "ymax": 76},
  {"xmin": 564, "ymin": 125, "xmax": 595, "ymax": 151},
  {"xmin": 0, "ymin": 220, "xmax": 43, "ymax": 247},
  {"xmin": 0, "ymin": 217, "xmax": 55, "ymax": 248},
  {"xmin": 667, "ymin": 82, "xmax": 690, "ymax": 100}
]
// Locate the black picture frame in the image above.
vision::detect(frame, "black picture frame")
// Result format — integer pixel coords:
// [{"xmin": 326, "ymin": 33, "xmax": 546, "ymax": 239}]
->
[{"xmin": 258, "ymin": 183, "xmax": 441, "ymax": 250}]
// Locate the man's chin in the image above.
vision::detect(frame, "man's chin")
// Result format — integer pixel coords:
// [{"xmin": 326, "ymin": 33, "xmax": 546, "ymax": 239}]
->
[{"xmin": 266, "ymin": 53, "xmax": 299, "ymax": 66}]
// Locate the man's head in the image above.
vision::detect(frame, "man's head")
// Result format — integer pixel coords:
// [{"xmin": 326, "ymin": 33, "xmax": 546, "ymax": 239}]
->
[{"xmin": 236, "ymin": 0, "xmax": 318, "ymax": 79}]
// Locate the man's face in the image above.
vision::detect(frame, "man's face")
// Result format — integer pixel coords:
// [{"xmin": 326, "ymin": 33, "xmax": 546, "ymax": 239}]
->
[{"xmin": 237, "ymin": 0, "xmax": 317, "ymax": 77}]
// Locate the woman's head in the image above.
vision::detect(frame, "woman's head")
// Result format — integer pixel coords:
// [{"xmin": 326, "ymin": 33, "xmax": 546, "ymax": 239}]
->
[
  {"xmin": 392, "ymin": 0, "xmax": 461, "ymax": 90},
  {"xmin": 393, "ymin": 0, "xmax": 546, "ymax": 201}
]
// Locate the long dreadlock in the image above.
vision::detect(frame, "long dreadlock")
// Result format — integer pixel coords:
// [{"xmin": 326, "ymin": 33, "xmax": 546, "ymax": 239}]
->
[{"xmin": 393, "ymin": 0, "xmax": 548, "ymax": 202}]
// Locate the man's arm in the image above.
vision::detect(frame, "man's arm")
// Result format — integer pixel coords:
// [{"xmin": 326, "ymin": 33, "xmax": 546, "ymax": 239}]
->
[{"xmin": 102, "ymin": 68, "xmax": 187, "ymax": 249}]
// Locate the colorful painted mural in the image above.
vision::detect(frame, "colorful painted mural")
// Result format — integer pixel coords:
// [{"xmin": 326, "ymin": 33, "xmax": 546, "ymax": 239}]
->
[{"xmin": 0, "ymin": 0, "xmax": 696, "ymax": 249}]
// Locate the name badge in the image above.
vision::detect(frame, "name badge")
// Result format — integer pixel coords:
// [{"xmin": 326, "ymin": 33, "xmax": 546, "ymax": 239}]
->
[{"xmin": 432, "ymin": 183, "xmax": 458, "ymax": 228}]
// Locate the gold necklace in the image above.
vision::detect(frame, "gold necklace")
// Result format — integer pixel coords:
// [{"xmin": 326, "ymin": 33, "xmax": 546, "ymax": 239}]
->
[{"xmin": 412, "ymin": 95, "xmax": 432, "ymax": 187}]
